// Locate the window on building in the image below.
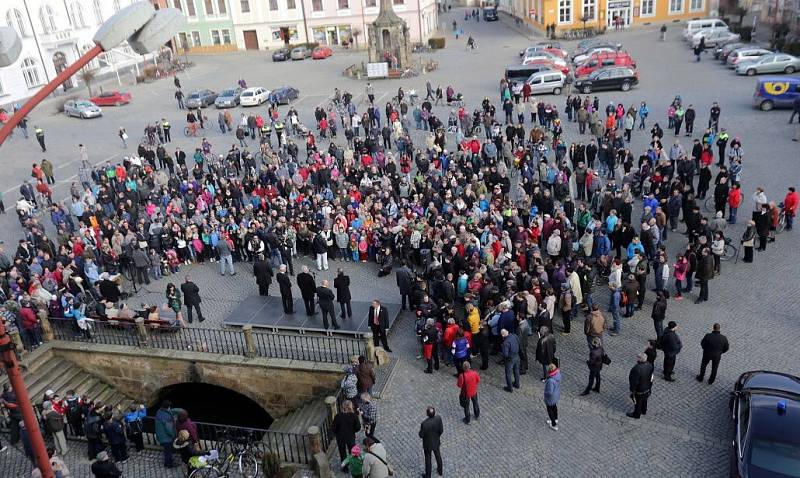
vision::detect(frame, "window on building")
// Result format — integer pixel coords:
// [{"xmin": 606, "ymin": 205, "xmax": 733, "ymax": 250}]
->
[
  {"xmin": 6, "ymin": 9, "xmax": 28, "ymax": 37},
  {"xmin": 112, "ymin": 0, "xmax": 121, "ymax": 12},
  {"xmin": 217, "ymin": 0, "xmax": 226, "ymax": 14},
  {"xmin": 21, "ymin": 57, "xmax": 42, "ymax": 88},
  {"xmin": 558, "ymin": 0, "xmax": 572, "ymax": 23},
  {"xmin": 178, "ymin": 31, "xmax": 189, "ymax": 49},
  {"xmin": 172, "ymin": 0, "xmax": 182, "ymax": 11},
  {"xmin": 240, "ymin": 0, "xmax": 249, "ymax": 12},
  {"xmin": 270, "ymin": 0, "xmax": 278, "ymax": 10},
  {"xmin": 365, "ymin": 0, "xmax": 376, "ymax": 6},
  {"xmin": 39, "ymin": 5, "xmax": 57, "ymax": 33},
  {"xmin": 689, "ymin": 0, "xmax": 703, "ymax": 11},
  {"xmin": 338, "ymin": 0, "xmax": 349, "ymax": 9},
  {"xmin": 287, "ymin": 0, "xmax": 296, "ymax": 8},
  {"xmin": 204, "ymin": 0, "xmax": 214, "ymax": 14},
  {"xmin": 211, "ymin": 29, "xmax": 221, "ymax": 44},
  {"xmin": 669, "ymin": 0, "xmax": 683, "ymax": 13},
  {"xmin": 185, "ymin": 0, "xmax": 197, "ymax": 16},
  {"xmin": 222, "ymin": 28, "xmax": 231, "ymax": 44},
  {"xmin": 312, "ymin": 0, "xmax": 323, "ymax": 11},
  {"xmin": 191, "ymin": 30, "xmax": 201, "ymax": 46},
  {"xmin": 92, "ymin": 0, "xmax": 103, "ymax": 23},
  {"xmin": 582, "ymin": 0, "xmax": 595, "ymax": 20},
  {"xmin": 393, "ymin": 0, "xmax": 404, "ymax": 4},
  {"xmin": 640, "ymin": 0, "xmax": 655, "ymax": 16},
  {"xmin": 70, "ymin": 2, "xmax": 87, "ymax": 27}
]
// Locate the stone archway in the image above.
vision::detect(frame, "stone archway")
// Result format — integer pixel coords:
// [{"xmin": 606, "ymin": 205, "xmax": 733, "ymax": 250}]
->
[{"xmin": 52, "ymin": 51, "xmax": 74, "ymax": 89}]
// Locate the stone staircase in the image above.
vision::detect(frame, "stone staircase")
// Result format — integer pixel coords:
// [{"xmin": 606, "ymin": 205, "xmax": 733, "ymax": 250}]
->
[
  {"xmin": 268, "ymin": 399, "xmax": 327, "ymax": 435},
  {"xmin": 0, "ymin": 352, "xmax": 135, "ymax": 410}
]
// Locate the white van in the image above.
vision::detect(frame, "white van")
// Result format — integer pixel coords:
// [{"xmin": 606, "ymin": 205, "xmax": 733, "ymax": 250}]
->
[
  {"xmin": 512, "ymin": 71, "xmax": 566, "ymax": 96},
  {"xmin": 683, "ymin": 19, "xmax": 728, "ymax": 40}
]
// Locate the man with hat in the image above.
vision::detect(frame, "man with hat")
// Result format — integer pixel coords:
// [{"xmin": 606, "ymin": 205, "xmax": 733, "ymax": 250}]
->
[
  {"xmin": 91, "ymin": 450, "xmax": 122, "ymax": 477},
  {"xmin": 627, "ymin": 353, "xmax": 654, "ymax": 419},
  {"xmin": 659, "ymin": 321, "xmax": 682, "ymax": 381}
]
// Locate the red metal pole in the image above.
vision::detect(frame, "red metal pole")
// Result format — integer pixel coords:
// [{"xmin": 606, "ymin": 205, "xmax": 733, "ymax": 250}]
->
[
  {"xmin": 0, "ymin": 321, "xmax": 54, "ymax": 478},
  {"xmin": 0, "ymin": 44, "xmax": 104, "ymax": 148}
]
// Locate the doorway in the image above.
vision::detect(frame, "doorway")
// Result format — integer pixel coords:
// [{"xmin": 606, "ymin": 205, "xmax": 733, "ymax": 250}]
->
[
  {"xmin": 607, "ymin": 7, "xmax": 631, "ymax": 29},
  {"xmin": 243, "ymin": 30, "xmax": 259, "ymax": 50},
  {"xmin": 53, "ymin": 51, "xmax": 74, "ymax": 89}
]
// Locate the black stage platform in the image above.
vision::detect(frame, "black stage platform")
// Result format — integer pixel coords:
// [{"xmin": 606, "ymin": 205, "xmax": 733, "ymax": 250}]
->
[{"xmin": 223, "ymin": 296, "xmax": 402, "ymax": 337}]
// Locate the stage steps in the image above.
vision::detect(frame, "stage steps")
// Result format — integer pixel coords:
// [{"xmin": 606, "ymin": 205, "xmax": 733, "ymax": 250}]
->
[{"xmin": 268, "ymin": 398, "xmax": 328, "ymax": 435}]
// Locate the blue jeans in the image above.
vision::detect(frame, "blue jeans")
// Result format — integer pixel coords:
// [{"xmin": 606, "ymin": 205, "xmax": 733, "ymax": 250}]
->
[
  {"xmin": 611, "ymin": 309, "xmax": 621, "ymax": 333},
  {"xmin": 219, "ymin": 254, "xmax": 234, "ymax": 275},
  {"xmin": 504, "ymin": 356, "xmax": 520, "ymax": 388},
  {"xmin": 161, "ymin": 442, "xmax": 174, "ymax": 467},
  {"xmin": 584, "ymin": 293, "xmax": 594, "ymax": 310},
  {"xmin": 625, "ymin": 303, "xmax": 636, "ymax": 316},
  {"xmin": 729, "ymin": 207, "xmax": 738, "ymax": 224},
  {"xmin": 685, "ymin": 271, "xmax": 694, "ymax": 293}
]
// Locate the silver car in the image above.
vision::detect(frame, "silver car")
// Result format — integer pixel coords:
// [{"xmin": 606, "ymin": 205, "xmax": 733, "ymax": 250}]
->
[
  {"xmin": 64, "ymin": 100, "xmax": 102, "ymax": 119},
  {"xmin": 214, "ymin": 87, "xmax": 243, "ymax": 108},
  {"xmin": 512, "ymin": 71, "xmax": 566, "ymax": 96},
  {"xmin": 185, "ymin": 89, "xmax": 218, "ymax": 108},
  {"xmin": 290, "ymin": 46, "xmax": 311, "ymax": 60},
  {"xmin": 691, "ymin": 29, "xmax": 739, "ymax": 49},
  {"xmin": 727, "ymin": 48, "xmax": 772, "ymax": 68},
  {"xmin": 736, "ymin": 53, "xmax": 800, "ymax": 75}
]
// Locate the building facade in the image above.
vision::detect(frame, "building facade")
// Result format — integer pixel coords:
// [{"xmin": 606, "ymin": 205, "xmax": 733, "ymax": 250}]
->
[
  {"xmin": 167, "ymin": 0, "xmax": 237, "ymax": 52},
  {"xmin": 1, "ymin": 0, "xmax": 160, "ymax": 107},
  {"xmin": 499, "ymin": 0, "xmax": 714, "ymax": 32},
  {"xmin": 229, "ymin": 0, "xmax": 438, "ymax": 50}
]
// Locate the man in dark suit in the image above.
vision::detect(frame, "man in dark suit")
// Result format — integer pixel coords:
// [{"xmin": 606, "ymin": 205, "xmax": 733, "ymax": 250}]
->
[
  {"xmin": 333, "ymin": 269, "xmax": 352, "ymax": 319},
  {"xmin": 253, "ymin": 254, "xmax": 273, "ymax": 296},
  {"xmin": 696, "ymin": 323, "xmax": 729, "ymax": 385},
  {"xmin": 315, "ymin": 280, "xmax": 339, "ymax": 330},
  {"xmin": 296, "ymin": 266, "xmax": 317, "ymax": 316},
  {"xmin": 276, "ymin": 264, "xmax": 293, "ymax": 314},
  {"xmin": 180, "ymin": 276, "xmax": 204, "ymax": 323},
  {"xmin": 368, "ymin": 299, "xmax": 391, "ymax": 352},
  {"xmin": 627, "ymin": 353, "xmax": 654, "ymax": 419},
  {"xmin": 418, "ymin": 406, "xmax": 443, "ymax": 478}
]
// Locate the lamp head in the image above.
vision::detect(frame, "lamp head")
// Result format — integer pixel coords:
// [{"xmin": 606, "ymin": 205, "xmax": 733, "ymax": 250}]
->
[
  {"xmin": 93, "ymin": 1, "xmax": 155, "ymax": 51},
  {"xmin": 129, "ymin": 8, "xmax": 186, "ymax": 55}
]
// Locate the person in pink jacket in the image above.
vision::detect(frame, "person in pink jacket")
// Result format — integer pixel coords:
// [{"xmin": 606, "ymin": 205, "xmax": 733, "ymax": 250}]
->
[{"xmin": 673, "ymin": 254, "xmax": 688, "ymax": 300}]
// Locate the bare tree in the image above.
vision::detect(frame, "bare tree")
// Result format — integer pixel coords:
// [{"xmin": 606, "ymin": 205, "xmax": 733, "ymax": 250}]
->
[
  {"xmin": 79, "ymin": 68, "xmax": 97, "ymax": 97},
  {"xmin": 352, "ymin": 28, "xmax": 362, "ymax": 49},
  {"xmin": 734, "ymin": 6, "xmax": 748, "ymax": 26}
]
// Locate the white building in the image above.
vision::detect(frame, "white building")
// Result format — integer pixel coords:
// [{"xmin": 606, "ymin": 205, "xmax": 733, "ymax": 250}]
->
[
  {"xmin": 229, "ymin": 0, "xmax": 439, "ymax": 50},
  {"xmin": 1, "ymin": 0, "xmax": 155, "ymax": 107}
]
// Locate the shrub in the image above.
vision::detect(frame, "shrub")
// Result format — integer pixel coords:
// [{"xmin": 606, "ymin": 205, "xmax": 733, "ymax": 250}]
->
[
  {"xmin": 784, "ymin": 42, "xmax": 800, "ymax": 56},
  {"xmin": 428, "ymin": 37, "xmax": 445, "ymax": 49}
]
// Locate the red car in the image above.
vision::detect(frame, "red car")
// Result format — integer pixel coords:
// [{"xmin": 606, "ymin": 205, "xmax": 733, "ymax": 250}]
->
[
  {"xmin": 312, "ymin": 46, "xmax": 333, "ymax": 60},
  {"xmin": 524, "ymin": 59, "xmax": 570, "ymax": 76},
  {"xmin": 90, "ymin": 90, "xmax": 132, "ymax": 106}
]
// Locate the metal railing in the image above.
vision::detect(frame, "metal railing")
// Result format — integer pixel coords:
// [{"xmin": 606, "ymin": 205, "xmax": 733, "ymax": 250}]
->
[{"xmin": 46, "ymin": 317, "xmax": 365, "ymax": 364}]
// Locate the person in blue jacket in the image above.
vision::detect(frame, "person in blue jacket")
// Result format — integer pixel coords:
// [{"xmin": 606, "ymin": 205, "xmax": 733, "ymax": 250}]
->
[
  {"xmin": 544, "ymin": 363, "xmax": 562, "ymax": 431},
  {"xmin": 125, "ymin": 404, "xmax": 147, "ymax": 452}
]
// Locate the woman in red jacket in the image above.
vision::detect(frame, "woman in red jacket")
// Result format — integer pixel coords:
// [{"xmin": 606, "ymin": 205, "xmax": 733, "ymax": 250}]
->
[{"xmin": 456, "ymin": 361, "xmax": 480, "ymax": 423}]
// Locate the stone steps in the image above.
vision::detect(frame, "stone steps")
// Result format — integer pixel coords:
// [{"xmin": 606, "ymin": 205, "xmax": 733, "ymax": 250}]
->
[{"xmin": 269, "ymin": 398, "xmax": 327, "ymax": 435}]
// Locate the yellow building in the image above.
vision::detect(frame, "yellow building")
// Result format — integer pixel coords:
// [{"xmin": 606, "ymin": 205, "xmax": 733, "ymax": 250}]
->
[{"xmin": 499, "ymin": 0, "xmax": 716, "ymax": 33}]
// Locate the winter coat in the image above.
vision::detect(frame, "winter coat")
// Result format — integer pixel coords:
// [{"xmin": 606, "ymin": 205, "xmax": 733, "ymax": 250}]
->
[{"xmin": 543, "ymin": 368, "xmax": 561, "ymax": 406}]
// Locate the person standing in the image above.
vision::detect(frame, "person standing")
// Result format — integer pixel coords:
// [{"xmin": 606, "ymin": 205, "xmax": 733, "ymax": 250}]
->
[
  {"xmin": 175, "ymin": 89, "xmax": 185, "ymax": 109},
  {"xmin": 697, "ymin": 323, "xmax": 730, "ymax": 385},
  {"xmin": 34, "ymin": 126, "xmax": 46, "ymax": 152},
  {"xmin": 695, "ymin": 248, "xmax": 714, "ymax": 303},
  {"xmin": 42, "ymin": 401, "xmax": 68, "ymax": 456},
  {"xmin": 659, "ymin": 321, "xmax": 682, "ymax": 381},
  {"xmin": 394, "ymin": 261, "xmax": 414, "ymax": 310},
  {"xmin": 297, "ymin": 266, "xmax": 317, "ymax": 316},
  {"xmin": 124, "ymin": 404, "xmax": 146, "ymax": 452},
  {"xmin": 741, "ymin": 220, "xmax": 756, "ymax": 263},
  {"xmin": 316, "ymin": 279, "xmax": 340, "ymax": 330},
  {"xmin": 102, "ymin": 412, "xmax": 128, "ymax": 464},
  {"xmin": 422, "ymin": 318, "xmax": 439, "ymax": 373},
  {"xmin": 581, "ymin": 337, "xmax": 605, "ymax": 395},
  {"xmin": 253, "ymin": 254, "xmax": 273, "ymax": 296},
  {"xmin": 161, "ymin": 118, "xmax": 171, "ymax": 142},
  {"xmin": 543, "ymin": 363, "xmax": 561, "ymax": 431},
  {"xmin": 368, "ymin": 299, "xmax": 392, "ymax": 352},
  {"xmin": 91, "ymin": 451, "xmax": 122, "ymax": 477},
  {"xmin": 651, "ymin": 291, "xmax": 668, "ymax": 340},
  {"xmin": 40, "ymin": 158, "xmax": 55, "ymax": 185},
  {"xmin": 456, "ymin": 362, "xmax": 480, "ymax": 423},
  {"xmin": 155, "ymin": 401, "xmax": 183, "ymax": 468},
  {"xmin": 216, "ymin": 235, "xmax": 235, "ymax": 276},
  {"xmin": 627, "ymin": 353, "xmax": 654, "ymax": 419},
  {"xmin": 500, "ymin": 328, "xmax": 521, "ymax": 392},
  {"xmin": 583, "ymin": 304, "xmax": 605, "ymax": 349},
  {"xmin": 333, "ymin": 269, "xmax": 352, "ymax": 319},
  {"xmin": 276, "ymin": 264, "xmax": 294, "ymax": 313},
  {"xmin": 332, "ymin": 400, "xmax": 361, "ymax": 467},
  {"xmin": 535, "ymin": 326, "xmax": 557, "ymax": 381},
  {"xmin": 313, "ymin": 231, "xmax": 329, "ymax": 271},
  {"xmin": 180, "ymin": 276, "xmax": 204, "ymax": 323},
  {"xmin": 418, "ymin": 406, "xmax": 443, "ymax": 478},
  {"xmin": 783, "ymin": 187, "xmax": 798, "ymax": 231}
]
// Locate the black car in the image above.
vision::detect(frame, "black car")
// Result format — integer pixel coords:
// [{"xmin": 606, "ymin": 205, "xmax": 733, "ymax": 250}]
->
[
  {"xmin": 272, "ymin": 47, "xmax": 290, "ymax": 62},
  {"xmin": 574, "ymin": 66, "xmax": 638, "ymax": 94},
  {"xmin": 730, "ymin": 371, "xmax": 800, "ymax": 478},
  {"xmin": 269, "ymin": 86, "xmax": 299, "ymax": 105}
]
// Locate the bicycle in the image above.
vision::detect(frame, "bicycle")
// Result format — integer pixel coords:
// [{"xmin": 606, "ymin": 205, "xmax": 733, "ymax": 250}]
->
[
  {"xmin": 185, "ymin": 125, "xmax": 199, "ymax": 137},
  {"xmin": 776, "ymin": 202, "xmax": 787, "ymax": 234},
  {"xmin": 703, "ymin": 196, "xmax": 715, "ymax": 213},
  {"xmin": 189, "ymin": 434, "xmax": 260, "ymax": 478},
  {"xmin": 720, "ymin": 237, "xmax": 738, "ymax": 263}
]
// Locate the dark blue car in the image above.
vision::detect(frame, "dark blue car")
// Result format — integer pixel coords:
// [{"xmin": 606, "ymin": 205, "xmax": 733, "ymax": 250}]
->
[{"xmin": 729, "ymin": 371, "xmax": 800, "ymax": 478}]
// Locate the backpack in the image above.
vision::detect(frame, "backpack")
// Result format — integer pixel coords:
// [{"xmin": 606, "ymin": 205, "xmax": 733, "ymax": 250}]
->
[
  {"xmin": 414, "ymin": 315, "xmax": 426, "ymax": 335},
  {"xmin": 84, "ymin": 415, "xmax": 101, "ymax": 439}
]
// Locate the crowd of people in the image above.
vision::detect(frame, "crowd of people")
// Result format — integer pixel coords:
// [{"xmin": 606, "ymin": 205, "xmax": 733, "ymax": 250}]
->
[{"xmin": 0, "ymin": 47, "xmax": 797, "ymax": 475}]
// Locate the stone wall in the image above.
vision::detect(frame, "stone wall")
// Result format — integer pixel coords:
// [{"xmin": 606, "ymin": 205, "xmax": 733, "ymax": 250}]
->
[{"xmin": 47, "ymin": 342, "xmax": 343, "ymax": 419}]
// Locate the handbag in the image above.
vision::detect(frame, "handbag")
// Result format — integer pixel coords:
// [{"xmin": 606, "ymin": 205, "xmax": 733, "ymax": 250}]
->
[
  {"xmin": 367, "ymin": 451, "xmax": 395, "ymax": 476},
  {"xmin": 602, "ymin": 354, "xmax": 612, "ymax": 365},
  {"xmin": 459, "ymin": 391, "xmax": 468, "ymax": 408}
]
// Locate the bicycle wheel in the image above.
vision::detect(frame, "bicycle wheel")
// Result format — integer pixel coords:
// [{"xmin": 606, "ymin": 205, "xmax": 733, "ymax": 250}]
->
[
  {"xmin": 703, "ymin": 196, "xmax": 715, "ymax": 213},
  {"xmin": 238, "ymin": 452, "xmax": 259, "ymax": 478},
  {"xmin": 776, "ymin": 213, "xmax": 786, "ymax": 233},
  {"xmin": 189, "ymin": 466, "xmax": 222, "ymax": 478},
  {"xmin": 720, "ymin": 243, "xmax": 737, "ymax": 262},
  {"xmin": 184, "ymin": 126, "xmax": 191, "ymax": 137}
]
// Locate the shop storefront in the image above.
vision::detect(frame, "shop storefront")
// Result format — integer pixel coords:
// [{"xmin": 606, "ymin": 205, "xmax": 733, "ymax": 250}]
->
[
  {"xmin": 606, "ymin": 0, "xmax": 632, "ymax": 28},
  {"xmin": 311, "ymin": 25, "xmax": 353, "ymax": 46}
]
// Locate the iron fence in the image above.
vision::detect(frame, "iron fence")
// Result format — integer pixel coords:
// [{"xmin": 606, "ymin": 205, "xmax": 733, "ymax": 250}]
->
[{"xmin": 251, "ymin": 331, "xmax": 365, "ymax": 364}]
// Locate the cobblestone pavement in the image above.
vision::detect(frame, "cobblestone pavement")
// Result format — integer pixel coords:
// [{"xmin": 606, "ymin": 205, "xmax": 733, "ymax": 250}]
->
[{"xmin": 2, "ymin": 7, "xmax": 799, "ymax": 477}]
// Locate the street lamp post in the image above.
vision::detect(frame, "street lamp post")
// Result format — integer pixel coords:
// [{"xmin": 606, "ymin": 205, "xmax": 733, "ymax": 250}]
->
[{"xmin": 0, "ymin": 1, "xmax": 185, "ymax": 148}]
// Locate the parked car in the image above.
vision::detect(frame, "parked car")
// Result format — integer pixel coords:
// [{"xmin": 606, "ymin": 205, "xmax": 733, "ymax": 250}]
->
[
  {"xmin": 683, "ymin": 18, "xmax": 728, "ymax": 40},
  {"xmin": 505, "ymin": 63, "xmax": 555, "ymax": 84},
  {"xmin": 736, "ymin": 53, "xmax": 800, "ymax": 75},
  {"xmin": 729, "ymin": 371, "xmax": 800, "ymax": 478},
  {"xmin": 240, "ymin": 87, "xmax": 270, "ymax": 106},
  {"xmin": 520, "ymin": 43, "xmax": 568, "ymax": 59},
  {"xmin": 691, "ymin": 29, "xmax": 739, "ymax": 49},
  {"xmin": 571, "ymin": 41, "xmax": 619, "ymax": 62},
  {"xmin": 574, "ymin": 66, "xmax": 639, "ymax": 94},
  {"xmin": 574, "ymin": 51, "xmax": 635, "ymax": 77},
  {"xmin": 90, "ymin": 90, "xmax": 131, "ymax": 106},
  {"xmin": 521, "ymin": 58, "xmax": 569, "ymax": 76},
  {"xmin": 64, "ymin": 100, "xmax": 102, "ymax": 119},
  {"xmin": 482, "ymin": 6, "xmax": 498, "ymax": 21},
  {"xmin": 715, "ymin": 40, "xmax": 746, "ymax": 59},
  {"xmin": 214, "ymin": 87, "xmax": 243, "ymax": 108},
  {"xmin": 511, "ymin": 70, "xmax": 566, "ymax": 96},
  {"xmin": 572, "ymin": 46, "xmax": 619, "ymax": 65},
  {"xmin": 522, "ymin": 50, "xmax": 568, "ymax": 67},
  {"xmin": 291, "ymin": 46, "xmax": 312, "ymax": 60},
  {"xmin": 185, "ymin": 89, "xmax": 218, "ymax": 108},
  {"xmin": 272, "ymin": 47, "xmax": 291, "ymax": 61},
  {"xmin": 727, "ymin": 47, "xmax": 773, "ymax": 68},
  {"xmin": 269, "ymin": 86, "xmax": 300, "ymax": 105},
  {"xmin": 752, "ymin": 76, "xmax": 800, "ymax": 111},
  {"xmin": 312, "ymin": 45, "xmax": 333, "ymax": 59}
]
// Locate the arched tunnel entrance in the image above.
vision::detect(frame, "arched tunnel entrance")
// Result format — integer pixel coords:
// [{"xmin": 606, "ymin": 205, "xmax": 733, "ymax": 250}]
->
[{"xmin": 149, "ymin": 383, "xmax": 273, "ymax": 429}]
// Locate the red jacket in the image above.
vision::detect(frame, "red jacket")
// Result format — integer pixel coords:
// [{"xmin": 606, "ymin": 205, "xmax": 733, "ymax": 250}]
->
[
  {"xmin": 728, "ymin": 188, "xmax": 742, "ymax": 208},
  {"xmin": 20, "ymin": 307, "xmax": 37, "ymax": 331},
  {"xmin": 457, "ymin": 369, "xmax": 480, "ymax": 398},
  {"xmin": 784, "ymin": 191, "xmax": 799, "ymax": 215}
]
